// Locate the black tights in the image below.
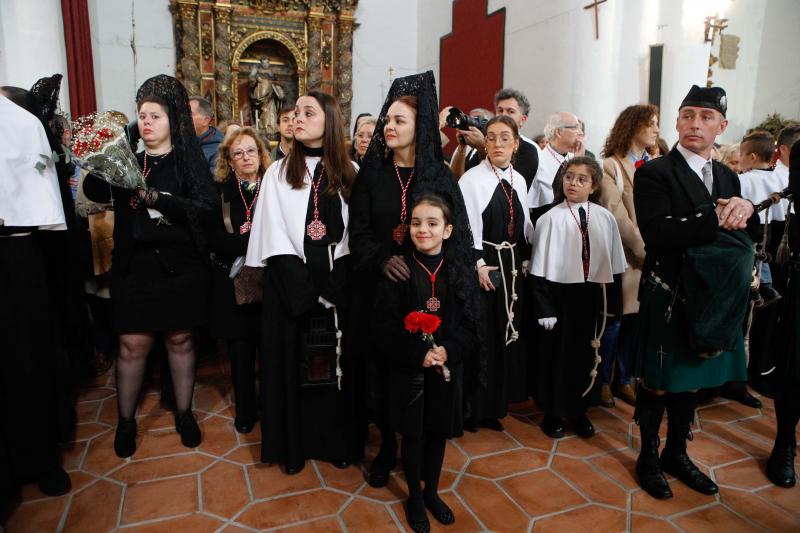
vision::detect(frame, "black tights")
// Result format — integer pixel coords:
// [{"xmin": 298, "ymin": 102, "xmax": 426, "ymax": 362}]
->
[
  {"xmin": 402, "ymin": 431, "xmax": 446, "ymax": 500},
  {"xmin": 116, "ymin": 331, "xmax": 196, "ymax": 420},
  {"xmin": 774, "ymin": 384, "xmax": 800, "ymax": 446},
  {"xmin": 226, "ymin": 337, "xmax": 258, "ymax": 423}
]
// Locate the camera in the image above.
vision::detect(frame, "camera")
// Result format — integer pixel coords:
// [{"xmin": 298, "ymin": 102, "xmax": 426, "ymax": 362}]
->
[{"xmin": 446, "ymin": 107, "xmax": 488, "ymax": 134}]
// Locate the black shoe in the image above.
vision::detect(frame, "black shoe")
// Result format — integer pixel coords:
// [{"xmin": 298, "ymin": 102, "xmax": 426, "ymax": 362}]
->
[
  {"xmin": 424, "ymin": 491, "xmax": 455, "ymax": 525},
  {"xmin": 660, "ymin": 451, "xmax": 718, "ymax": 494},
  {"xmin": 114, "ymin": 417, "xmax": 137, "ymax": 458},
  {"xmin": 406, "ymin": 495, "xmax": 430, "ymax": 533},
  {"xmin": 766, "ymin": 441, "xmax": 797, "ymax": 488},
  {"xmin": 38, "ymin": 467, "xmax": 71, "ymax": 496},
  {"xmin": 285, "ymin": 462, "xmax": 305, "ymax": 475},
  {"xmin": 331, "ymin": 460, "xmax": 350, "ymax": 469},
  {"xmin": 175, "ymin": 410, "xmax": 201, "ymax": 448},
  {"xmin": 479, "ymin": 418, "xmax": 504, "ymax": 431},
  {"xmin": 636, "ymin": 452, "xmax": 672, "ymax": 499},
  {"xmin": 463, "ymin": 417, "xmax": 478, "ymax": 433},
  {"xmin": 720, "ymin": 388, "xmax": 762, "ymax": 409},
  {"xmin": 367, "ymin": 449, "xmax": 396, "ymax": 488},
  {"xmin": 540, "ymin": 415, "xmax": 565, "ymax": 439},
  {"xmin": 569, "ymin": 415, "xmax": 595, "ymax": 439},
  {"xmin": 234, "ymin": 417, "xmax": 255, "ymax": 434}
]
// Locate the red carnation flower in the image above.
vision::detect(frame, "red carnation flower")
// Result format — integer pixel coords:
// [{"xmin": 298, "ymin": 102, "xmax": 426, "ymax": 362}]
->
[
  {"xmin": 404, "ymin": 310, "xmax": 448, "ymax": 381},
  {"xmin": 634, "ymin": 159, "xmax": 646, "ymax": 169}
]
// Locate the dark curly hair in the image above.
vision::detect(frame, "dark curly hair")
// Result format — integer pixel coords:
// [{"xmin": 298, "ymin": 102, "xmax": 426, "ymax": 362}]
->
[{"xmin": 601, "ymin": 104, "xmax": 659, "ymax": 159}]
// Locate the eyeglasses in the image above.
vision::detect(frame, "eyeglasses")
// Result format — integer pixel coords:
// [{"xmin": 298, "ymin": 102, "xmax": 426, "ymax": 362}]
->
[
  {"xmin": 231, "ymin": 147, "xmax": 258, "ymax": 160},
  {"xmin": 563, "ymin": 173, "xmax": 591, "ymax": 186},
  {"xmin": 486, "ymin": 134, "xmax": 515, "ymax": 145},
  {"xmin": 355, "ymin": 132, "xmax": 373, "ymax": 140},
  {"xmin": 561, "ymin": 124, "xmax": 580, "ymax": 130}
]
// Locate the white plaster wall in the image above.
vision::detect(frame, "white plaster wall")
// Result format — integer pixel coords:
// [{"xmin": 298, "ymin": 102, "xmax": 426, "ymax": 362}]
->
[
  {"xmin": 351, "ymin": 0, "xmax": 420, "ymax": 123},
  {"xmin": 0, "ymin": 0, "xmax": 70, "ymax": 114},
  {"xmin": 87, "ymin": 0, "xmax": 175, "ymax": 121},
  {"xmin": 749, "ymin": 0, "xmax": 800, "ymax": 130}
]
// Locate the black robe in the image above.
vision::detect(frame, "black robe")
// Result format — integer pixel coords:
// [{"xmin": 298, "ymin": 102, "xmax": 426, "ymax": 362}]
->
[
  {"xmin": 469, "ymin": 182, "xmax": 530, "ymax": 421},
  {"xmin": 348, "ymin": 160, "xmax": 418, "ymax": 426},
  {"xmin": 259, "ymin": 172, "xmax": 357, "ymax": 468},
  {"xmin": 373, "ymin": 257, "xmax": 477, "ymax": 439},
  {"xmin": 207, "ymin": 177, "xmax": 260, "ymax": 340}
]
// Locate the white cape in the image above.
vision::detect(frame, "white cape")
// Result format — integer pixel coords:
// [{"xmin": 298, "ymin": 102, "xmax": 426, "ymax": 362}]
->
[
  {"xmin": 738, "ymin": 168, "xmax": 789, "ymax": 223},
  {"xmin": 245, "ymin": 156, "xmax": 352, "ymax": 266},
  {"xmin": 459, "ymin": 159, "xmax": 533, "ymax": 249},
  {"xmin": 0, "ymin": 95, "xmax": 66, "ymax": 229},
  {"xmin": 530, "ymin": 201, "xmax": 626, "ymax": 283}
]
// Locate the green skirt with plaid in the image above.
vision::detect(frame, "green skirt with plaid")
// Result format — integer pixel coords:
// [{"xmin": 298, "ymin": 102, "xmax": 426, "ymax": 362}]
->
[{"xmin": 633, "ymin": 273, "xmax": 746, "ymax": 392}]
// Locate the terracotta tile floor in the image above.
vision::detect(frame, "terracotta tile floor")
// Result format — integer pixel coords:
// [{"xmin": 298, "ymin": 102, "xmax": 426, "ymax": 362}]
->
[{"xmin": 5, "ymin": 360, "xmax": 799, "ymax": 532}]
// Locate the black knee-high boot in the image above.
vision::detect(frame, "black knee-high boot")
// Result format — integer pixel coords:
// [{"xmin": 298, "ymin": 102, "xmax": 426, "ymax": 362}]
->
[
  {"xmin": 767, "ymin": 385, "xmax": 799, "ymax": 487},
  {"xmin": 633, "ymin": 386, "xmax": 672, "ymax": 499},
  {"xmin": 660, "ymin": 392, "xmax": 718, "ymax": 494}
]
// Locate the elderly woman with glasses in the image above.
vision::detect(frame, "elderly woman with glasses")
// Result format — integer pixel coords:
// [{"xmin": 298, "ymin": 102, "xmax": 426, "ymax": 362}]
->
[{"xmin": 208, "ymin": 126, "xmax": 271, "ymax": 433}]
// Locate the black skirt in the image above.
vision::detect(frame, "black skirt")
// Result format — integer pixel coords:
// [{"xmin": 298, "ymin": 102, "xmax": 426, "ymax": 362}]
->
[
  {"xmin": 209, "ymin": 267, "xmax": 260, "ymax": 340},
  {"xmin": 111, "ymin": 243, "xmax": 209, "ymax": 333}
]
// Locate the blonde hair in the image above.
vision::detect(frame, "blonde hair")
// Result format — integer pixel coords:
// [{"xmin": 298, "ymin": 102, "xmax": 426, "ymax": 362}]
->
[{"xmin": 214, "ymin": 126, "xmax": 271, "ymax": 183}]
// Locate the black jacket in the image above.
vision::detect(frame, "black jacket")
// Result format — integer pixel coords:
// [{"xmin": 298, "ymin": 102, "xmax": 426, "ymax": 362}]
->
[{"xmin": 633, "ymin": 147, "xmax": 759, "ymax": 287}]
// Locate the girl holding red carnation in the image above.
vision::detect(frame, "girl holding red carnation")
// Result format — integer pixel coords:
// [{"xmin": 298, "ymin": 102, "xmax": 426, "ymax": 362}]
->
[{"xmin": 373, "ymin": 195, "xmax": 477, "ymax": 533}]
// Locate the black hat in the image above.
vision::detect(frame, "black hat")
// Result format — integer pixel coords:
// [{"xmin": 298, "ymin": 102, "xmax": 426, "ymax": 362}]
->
[{"xmin": 679, "ymin": 85, "xmax": 727, "ymax": 117}]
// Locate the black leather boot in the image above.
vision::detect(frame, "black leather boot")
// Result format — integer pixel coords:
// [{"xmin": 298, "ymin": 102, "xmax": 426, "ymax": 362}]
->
[
  {"xmin": 114, "ymin": 417, "xmax": 137, "ymax": 458},
  {"xmin": 767, "ymin": 390, "xmax": 798, "ymax": 487},
  {"xmin": 660, "ymin": 392, "xmax": 718, "ymax": 495},
  {"xmin": 175, "ymin": 410, "xmax": 202, "ymax": 448},
  {"xmin": 634, "ymin": 387, "xmax": 672, "ymax": 499}
]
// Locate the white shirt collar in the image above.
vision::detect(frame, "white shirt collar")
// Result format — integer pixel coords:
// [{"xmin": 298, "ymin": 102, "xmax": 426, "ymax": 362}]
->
[{"xmin": 676, "ymin": 143, "xmax": 712, "ymax": 182}]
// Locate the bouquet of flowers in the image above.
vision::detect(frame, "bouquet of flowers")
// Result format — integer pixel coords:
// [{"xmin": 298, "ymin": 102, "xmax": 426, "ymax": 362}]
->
[
  {"xmin": 70, "ymin": 112, "xmax": 145, "ymax": 190},
  {"xmin": 404, "ymin": 311, "xmax": 450, "ymax": 382}
]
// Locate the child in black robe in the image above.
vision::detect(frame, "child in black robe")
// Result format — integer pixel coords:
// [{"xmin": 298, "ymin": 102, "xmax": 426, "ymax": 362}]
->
[{"xmin": 374, "ymin": 195, "xmax": 477, "ymax": 533}]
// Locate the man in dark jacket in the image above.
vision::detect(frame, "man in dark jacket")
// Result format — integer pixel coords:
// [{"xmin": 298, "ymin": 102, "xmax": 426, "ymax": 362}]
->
[
  {"xmin": 632, "ymin": 85, "xmax": 757, "ymax": 500},
  {"xmin": 189, "ymin": 96, "xmax": 224, "ymax": 173}
]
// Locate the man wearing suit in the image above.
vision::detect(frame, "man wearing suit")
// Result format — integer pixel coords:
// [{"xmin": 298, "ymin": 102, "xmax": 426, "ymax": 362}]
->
[{"xmin": 632, "ymin": 85, "xmax": 756, "ymax": 500}]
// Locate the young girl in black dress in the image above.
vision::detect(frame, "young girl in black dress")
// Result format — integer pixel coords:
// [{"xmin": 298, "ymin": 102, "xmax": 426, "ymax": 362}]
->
[{"xmin": 374, "ymin": 194, "xmax": 477, "ymax": 533}]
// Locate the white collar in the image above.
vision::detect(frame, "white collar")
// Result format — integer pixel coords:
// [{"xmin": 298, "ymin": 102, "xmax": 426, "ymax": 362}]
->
[
  {"xmin": 566, "ymin": 200, "xmax": 590, "ymax": 211},
  {"xmin": 775, "ymin": 159, "xmax": 789, "ymax": 172},
  {"xmin": 676, "ymin": 143, "xmax": 712, "ymax": 181}
]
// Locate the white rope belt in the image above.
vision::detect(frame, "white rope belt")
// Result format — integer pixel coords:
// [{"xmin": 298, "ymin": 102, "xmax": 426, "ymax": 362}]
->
[
  {"xmin": 482, "ymin": 240, "xmax": 519, "ymax": 345},
  {"xmin": 582, "ymin": 283, "xmax": 607, "ymax": 397},
  {"xmin": 326, "ymin": 243, "xmax": 344, "ymax": 391}
]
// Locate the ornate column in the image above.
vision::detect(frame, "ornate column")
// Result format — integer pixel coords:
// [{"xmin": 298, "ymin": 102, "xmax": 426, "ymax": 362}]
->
[
  {"xmin": 213, "ymin": 4, "xmax": 233, "ymax": 121},
  {"xmin": 306, "ymin": 12, "xmax": 324, "ymax": 90},
  {"xmin": 336, "ymin": 12, "xmax": 355, "ymax": 131},
  {"xmin": 175, "ymin": 1, "xmax": 201, "ymax": 96}
]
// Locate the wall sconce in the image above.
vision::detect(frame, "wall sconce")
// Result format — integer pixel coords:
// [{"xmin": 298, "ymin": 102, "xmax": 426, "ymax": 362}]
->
[{"xmin": 704, "ymin": 15, "xmax": 728, "ymax": 43}]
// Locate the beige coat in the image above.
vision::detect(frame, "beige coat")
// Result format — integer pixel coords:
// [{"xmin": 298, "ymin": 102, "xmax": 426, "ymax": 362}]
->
[{"xmin": 600, "ymin": 156, "xmax": 646, "ymax": 314}]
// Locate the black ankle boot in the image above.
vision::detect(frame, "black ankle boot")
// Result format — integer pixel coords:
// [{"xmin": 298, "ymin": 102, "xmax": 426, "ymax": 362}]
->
[
  {"xmin": 634, "ymin": 387, "xmax": 672, "ymax": 499},
  {"xmin": 175, "ymin": 410, "xmax": 201, "ymax": 448},
  {"xmin": 660, "ymin": 392, "xmax": 718, "ymax": 495},
  {"xmin": 114, "ymin": 417, "xmax": 137, "ymax": 458},
  {"xmin": 767, "ymin": 436, "xmax": 797, "ymax": 488}
]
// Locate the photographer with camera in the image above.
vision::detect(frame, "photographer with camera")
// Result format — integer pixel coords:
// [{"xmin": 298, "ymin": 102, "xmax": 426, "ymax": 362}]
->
[{"xmin": 443, "ymin": 107, "xmax": 492, "ymax": 178}]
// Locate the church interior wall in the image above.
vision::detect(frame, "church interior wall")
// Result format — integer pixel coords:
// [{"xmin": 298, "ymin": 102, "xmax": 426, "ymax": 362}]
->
[
  {"xmin": 351, "ymin": 0, "xmax": 422, "ymax": 121},
  {"xmin": 0, "ymin": 0, "xmax": 71, "ymax": 114},
  {"xmin": 87, "ymin": 0, "xmax": 175, "ymax": 122}
]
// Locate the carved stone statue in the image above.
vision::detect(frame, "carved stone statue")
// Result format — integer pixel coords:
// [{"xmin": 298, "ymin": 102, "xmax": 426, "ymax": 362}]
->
[{"xmin": 248, "ymin": 58, "xmax": 285, "ymax": 137}]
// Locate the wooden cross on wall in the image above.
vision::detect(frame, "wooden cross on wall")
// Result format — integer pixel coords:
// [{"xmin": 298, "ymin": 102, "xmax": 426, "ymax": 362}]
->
[{"xmin": 584, "ymin": 0, "xmax": 608, "ymax": 40}]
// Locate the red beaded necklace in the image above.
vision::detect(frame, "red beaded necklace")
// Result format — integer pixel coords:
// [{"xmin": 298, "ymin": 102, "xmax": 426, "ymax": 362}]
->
[
  {"xmin": 235, "ymin": 173, "xmax": 261, "ymax": 235},
  {"xmin": 413, "ymin": 253, "xmax": 444, "ymax": 312},
  {"xmin": 490, "ymin": 162, "xmax": 516, "ymax": 238},
  {"xmin": 392, "ymin": 158, "xmax": 415, "ymax": 245},
  {"xmin": 141, "ymin": 146, "xmax": 173, "ymax": 182},
  {"xmin": 305, "ymin": 162, "xmax": 327, "ymax": 240}
]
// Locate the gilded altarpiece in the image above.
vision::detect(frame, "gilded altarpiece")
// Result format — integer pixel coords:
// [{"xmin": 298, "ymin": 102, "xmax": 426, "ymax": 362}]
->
[{"xmin": 170, "ymin": 0, "xmax": 358, "ymax": 135}]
